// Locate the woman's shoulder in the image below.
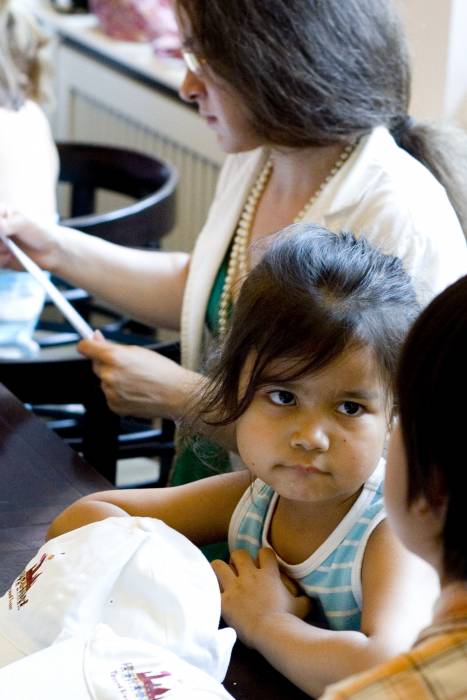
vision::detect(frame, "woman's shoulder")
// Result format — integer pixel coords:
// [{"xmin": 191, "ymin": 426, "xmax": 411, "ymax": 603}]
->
[
  {"xmin": 0, "ymin": 100, "xmax": 58, "ymax": 220},
  {"xmin": 323, "ymin": 127, "xmax": 467, "ymax": 304},
  {"xmin": 317, "ymin": 127, "xmax": 458, "ymax": 238},
  {"xmin": 0, "ymin": 99, "xmax": 50, "ymax": 125},
  {"xmin": 215, "ymin": 147, "xmax": 267, "ymax": 193},
  {"xmin": 343, "ymin": 126, "xmax": 453, "ymax": 216}
]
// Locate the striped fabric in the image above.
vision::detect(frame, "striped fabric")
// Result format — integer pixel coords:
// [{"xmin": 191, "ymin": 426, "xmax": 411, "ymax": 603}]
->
[
  {"xmin": 228, "ymin": 461, "xmax": 385, "ymax": 631},
  {"xmin": 320, "ymin": 588, "xmax": 467, "ymax": 700}
]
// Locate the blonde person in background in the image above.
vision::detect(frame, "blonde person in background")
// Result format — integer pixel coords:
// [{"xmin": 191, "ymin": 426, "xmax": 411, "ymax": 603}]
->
[
  {"xmin": 0, "ymin": 0, "xmax": 58, "ymax": 357},
  {"xmin": 0, "ymin": 0, "xmax": 57, "ymax": 220},
  {"xmin": 0, "ymin": 1, "xmax": 466, "ymax": 520}
]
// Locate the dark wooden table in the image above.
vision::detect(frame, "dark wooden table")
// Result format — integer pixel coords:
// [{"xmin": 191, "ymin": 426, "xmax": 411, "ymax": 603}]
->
[{"xmin": 0, "ymin": 383, "xmax": 309, "ymax": 699}]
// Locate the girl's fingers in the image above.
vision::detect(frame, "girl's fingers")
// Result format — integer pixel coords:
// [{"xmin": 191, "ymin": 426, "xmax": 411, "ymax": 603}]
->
[
  {"xmin": 229, "ymin": 548, "xmax": 257, "ymax": 573},
  {"xmin": 294, "ymin": 594, "xmax": 313, "ymax": 620},
  {"xmin": 257, "ymin": 547, "xmax": 280, "ymax": 570},
  {"xmin": 211, "ymin": 559, "xmax": 237, "ymax": 591}
]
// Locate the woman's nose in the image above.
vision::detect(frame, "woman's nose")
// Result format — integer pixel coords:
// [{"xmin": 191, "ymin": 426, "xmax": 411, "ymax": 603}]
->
[
  {"xmin": 290, "ymin": 417, "xmax": 330, "ymax": 452},
  {"xmin": 179, "ymin": 69, "xmax": 205, "ymax": 103}
]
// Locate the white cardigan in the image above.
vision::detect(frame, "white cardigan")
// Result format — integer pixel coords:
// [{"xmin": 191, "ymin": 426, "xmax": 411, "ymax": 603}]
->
[{"xmin": 181, "ymin": 127, "xmax": 467, "ymax": 371}]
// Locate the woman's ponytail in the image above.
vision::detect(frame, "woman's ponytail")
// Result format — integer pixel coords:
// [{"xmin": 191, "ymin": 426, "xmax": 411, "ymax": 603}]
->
[{"xmin": 392, "ymin": 118, "xmax": 467, "ymax": 236}]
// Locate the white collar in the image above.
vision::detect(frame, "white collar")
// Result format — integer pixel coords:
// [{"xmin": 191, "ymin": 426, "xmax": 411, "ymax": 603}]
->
[{"xmin": 311, "ymin": 126, "xmax": 398, "ymax": 219}]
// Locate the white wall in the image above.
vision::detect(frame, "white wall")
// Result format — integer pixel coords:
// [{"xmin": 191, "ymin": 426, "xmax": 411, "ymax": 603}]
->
[
  {"xmin": 396, "ymin": 0, "xmax": 467, "ymax": 125},
  {"xmin": 446, "ymin": 0, "xmax": 467, "ymax": 126}
]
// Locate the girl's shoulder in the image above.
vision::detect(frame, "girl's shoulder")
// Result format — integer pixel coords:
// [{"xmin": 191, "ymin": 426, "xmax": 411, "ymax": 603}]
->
[
  {"xmin": 227, "ymin": 478, "xmax": 276, "ymax": 553},
  {"xmin": 232, "ymin": 478, "xmax": 275, "ymax": 517}
]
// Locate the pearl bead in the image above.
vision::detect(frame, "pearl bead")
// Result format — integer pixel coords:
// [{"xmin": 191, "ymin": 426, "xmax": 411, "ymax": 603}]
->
[{"xmin": 217, "ymin": 143, "xmax": 355, "ymax": 337}]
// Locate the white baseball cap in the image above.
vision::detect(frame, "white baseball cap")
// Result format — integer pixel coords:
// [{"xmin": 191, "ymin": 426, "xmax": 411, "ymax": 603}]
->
[
  {"xmin": 0, "ymin": 517, "xmax": 235, "ymax": 681},
  {"xmin": 0, "ymin": 624, "xmax": 235, "ymax": 699}
]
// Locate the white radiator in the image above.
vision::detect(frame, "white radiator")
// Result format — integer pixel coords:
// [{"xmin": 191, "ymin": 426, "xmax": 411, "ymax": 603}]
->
[{"xmin": 59, "ymin": 90, "xmax": 221, "ymax": 253}]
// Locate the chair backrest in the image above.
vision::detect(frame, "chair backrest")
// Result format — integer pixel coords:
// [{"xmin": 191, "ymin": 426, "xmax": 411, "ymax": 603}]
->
[
  {"xmin": 58, "ymin": 142, "xmax": 178, "ymax": 247},
  {"xmin": 0, "ymin": 144, "xmax": 180, "ymax": 484}
]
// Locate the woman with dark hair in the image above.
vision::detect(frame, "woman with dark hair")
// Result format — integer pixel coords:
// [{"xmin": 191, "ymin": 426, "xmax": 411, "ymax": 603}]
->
[{"xmin": 0, "ymin": 0, "xmax": 466, "ymax": 487}]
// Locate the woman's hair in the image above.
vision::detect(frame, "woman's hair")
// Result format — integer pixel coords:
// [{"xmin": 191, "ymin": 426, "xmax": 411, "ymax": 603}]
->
[
  {"xmin": 0, "ymin": 0, "xmax": 54, "ymax": 109},
  {"xmin": 397, "ymin": 274, "xmax": 467, "ymax": 580},
  {"xmin": 200, "ymin": 223, "xmax": 419, "ymax": 426},
  {"xmin": 176, "ymin": 0, "xmax": 467, "ymax": 232}
]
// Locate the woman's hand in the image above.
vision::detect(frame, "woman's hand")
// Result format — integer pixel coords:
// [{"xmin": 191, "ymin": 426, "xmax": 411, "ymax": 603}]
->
[
  {"xmin": 211, "ymin": 548, "xmax": 311, "ymax": 648},
  {"xmin": 77, "ymin": 332, "xmax": 201, "ymax": 420},
  {"xmin": 0, "ymin": 205, "xmax": 62, "ymax": 272}
]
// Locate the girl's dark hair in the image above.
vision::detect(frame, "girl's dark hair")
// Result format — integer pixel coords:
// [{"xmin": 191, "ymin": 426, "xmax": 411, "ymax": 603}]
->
[
  {"xmin": 201, "ymin": 223, "xmax": 419, "ymax": 426},
  {"xmin": 397, "ymin": 274, "xmax": 467, "ymax": 580},
  {"xmin": 176, "ymin": 0, "xmax": 467, "ymax": 232}
]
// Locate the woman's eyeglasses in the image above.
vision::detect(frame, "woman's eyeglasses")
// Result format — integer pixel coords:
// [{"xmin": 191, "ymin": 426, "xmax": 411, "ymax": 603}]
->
[{"xmin": 181, "ymin": 48, "xmax": 207, "ymax": 77}]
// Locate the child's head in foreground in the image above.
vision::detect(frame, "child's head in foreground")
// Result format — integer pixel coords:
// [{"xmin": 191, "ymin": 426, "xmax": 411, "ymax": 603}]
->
[
  {"xmin": 385, "ymin": 273, "xmax": 467, "ymax": 583},
  {"xmin": 202, "ymin": 223, "xmax": 420, "ymax": 499}
]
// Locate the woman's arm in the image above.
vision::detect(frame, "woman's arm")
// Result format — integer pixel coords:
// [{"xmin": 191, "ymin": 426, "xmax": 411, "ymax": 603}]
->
[
  {"xmin": 0, "ymin": 211, "xmax": 189, "ymax": 329},
  {"xmin": 0, "ymin": 208, "xmax": 238, "ymax": 434},
  {"xmin": 47, "ymin": 469, "xmax": 251, "ymax": 545},
  {"xmin": 213, "ymin": 521, "xmax": 438, "ymax": 698}
]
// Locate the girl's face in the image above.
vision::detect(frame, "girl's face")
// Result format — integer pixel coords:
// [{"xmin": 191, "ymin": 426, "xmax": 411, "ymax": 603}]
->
[
  {"xmin": 176, "ymin": 12, "xmax": 261, "ymax": 153},
  {"xmin": 236, "ymin": 345, "xmax": 390, "ymax": 505}
]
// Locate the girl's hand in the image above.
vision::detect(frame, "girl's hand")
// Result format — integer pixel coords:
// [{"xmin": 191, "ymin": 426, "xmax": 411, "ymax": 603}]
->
[
  {"xmin": 0, "ymin": 204, "xmax": 61, "ymax": 271},
  {"xmin": 77, "ymin": 332, "xmax": 199, "ymax": 420},
  {"xmin": 211, "ymin": 548, "xmax": 311, "ymax": 648}
]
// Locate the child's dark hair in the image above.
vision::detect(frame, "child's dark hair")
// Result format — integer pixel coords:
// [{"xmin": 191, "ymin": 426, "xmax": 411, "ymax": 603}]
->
[
  {"xmin": 202, "ymin": 223, "xmax": 419, "ymax": 426},
  {"xmin": 397, "ymin": 274, "xmax": 467, "ymax": 580}
]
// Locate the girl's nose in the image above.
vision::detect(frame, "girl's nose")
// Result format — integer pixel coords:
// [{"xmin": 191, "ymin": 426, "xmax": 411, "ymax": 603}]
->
[
  {"xmin": 179, "ymin": 69, "xmax": 205, "ymax": 104},
  {"xmin": 290, "ymin": 418, "xmax": 330, "ymax": 452}
]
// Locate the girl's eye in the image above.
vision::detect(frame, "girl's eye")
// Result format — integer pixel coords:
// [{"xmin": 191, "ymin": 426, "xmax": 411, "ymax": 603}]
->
[
  {"xmin": 268, "ymin": 390, "xmax": 296, "ymax": 406},
  {"xmin": 338, "ymin": 401, "xmax": 364, "ymax": 416}
]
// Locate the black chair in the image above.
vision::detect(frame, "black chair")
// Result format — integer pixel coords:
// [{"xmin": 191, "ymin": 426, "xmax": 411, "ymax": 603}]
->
[
  {"xmin": 0, "ymin": 142, "xmax": 179, "ymax": 485},
  {"xmin": 45, "ymin": 141, "xmax": 178, "ymax": 334},
  {"xmin": 57, "ymin": 141, "xmax": 177, "ymax": 245}
]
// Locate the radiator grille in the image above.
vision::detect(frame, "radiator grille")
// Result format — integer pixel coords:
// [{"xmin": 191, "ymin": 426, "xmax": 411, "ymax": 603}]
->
[{"xmin": 61, "ymin": 90, "xmax": 221, "ymax": 253}]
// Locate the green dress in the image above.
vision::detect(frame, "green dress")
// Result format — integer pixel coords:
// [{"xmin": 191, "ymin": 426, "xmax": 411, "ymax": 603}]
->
[{"xmin": 169, "ymin": 256, "xmax": 233, "ymax": 561}]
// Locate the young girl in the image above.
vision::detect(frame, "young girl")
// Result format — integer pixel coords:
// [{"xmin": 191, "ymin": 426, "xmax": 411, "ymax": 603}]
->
[
  {"xmin": 321, "ymin": 275, "xmax": 467, "ymax": 700},
  {"xmin": 48, "ymin": 224, "xmax": 438, "ymax": 697}
]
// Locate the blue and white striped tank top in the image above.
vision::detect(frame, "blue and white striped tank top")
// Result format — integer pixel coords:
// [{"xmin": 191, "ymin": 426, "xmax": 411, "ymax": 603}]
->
[{"xmin": 228, "ymin": 460, "xmax": 385, "ymax": 631}]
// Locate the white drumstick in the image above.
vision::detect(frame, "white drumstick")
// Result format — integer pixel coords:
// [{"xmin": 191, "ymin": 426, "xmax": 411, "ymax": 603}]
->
[{"xmin": 1, "ymin": 235, "xmax": 94, "ymax": 340}]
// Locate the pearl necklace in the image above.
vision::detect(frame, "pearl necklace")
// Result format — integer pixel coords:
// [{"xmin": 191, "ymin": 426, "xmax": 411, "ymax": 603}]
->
[{"xmin": 217, "ymin": 142, "xmax": 355, "ymax": 337}]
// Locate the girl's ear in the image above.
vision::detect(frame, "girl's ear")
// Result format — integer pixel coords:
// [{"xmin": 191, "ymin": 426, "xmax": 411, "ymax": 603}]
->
[
  {"xmin": 410, "ymin": 491, "xmax": 447, "ymax": 539},
  {"xmin": 388, "ymin": 403, "xmax": 398, "ymax": 430},
  {"xmin": 385, "ymin": 397, "xmax": 398, "ymax": 436},
  {"xmin": 407, "ymin": 491, "xmax": 447, "ymax": 574},
  {"xmin": 382, "ymin": 411, "xmax": 397, "ymax": 458}
]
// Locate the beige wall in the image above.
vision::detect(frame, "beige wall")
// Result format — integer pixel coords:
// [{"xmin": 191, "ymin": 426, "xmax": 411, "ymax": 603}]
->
[{"xmin": 396, "ymin": 0, "xmax": 467, "ymax": 125}]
